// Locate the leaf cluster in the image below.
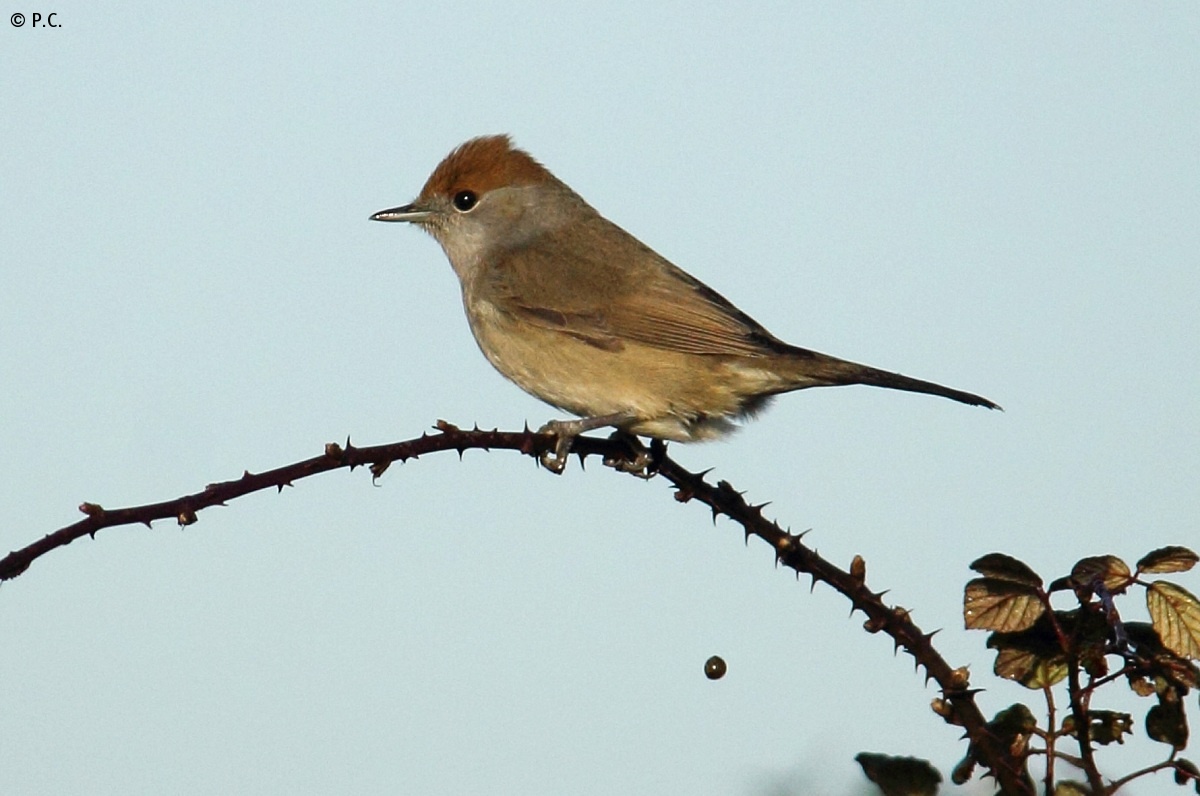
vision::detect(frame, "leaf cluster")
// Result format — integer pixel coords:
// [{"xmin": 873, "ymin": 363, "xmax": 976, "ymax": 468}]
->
[{"xmin": 955, "ymin": 547, "xmax": 1200, "ymax": 794}]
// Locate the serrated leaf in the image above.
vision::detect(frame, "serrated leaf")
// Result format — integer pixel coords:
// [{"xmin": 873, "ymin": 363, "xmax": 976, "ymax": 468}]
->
[
  {"xmin": 1090, "ymin": 710, "xmax": 1135, "ymax": 745},
  {"xmin": 1071, "ymin": 555, "xmax": 1132, "ymax": 592},
  {"xmin": 1061, "ymin": 711, "xmax": 1133, "ymax": 746},
  {"xmin": 964, "ymin": 577, "xmax": 1045, "ymax": 632},
  {"xmin": 970, "ymin": 553, "xmax": 1043, "ymax": 588},
  {"xmin": 1146, "ymin": 581, "xmax": 1200, "ymax": 660},
  {"xmin": 855, "ymin": 752, "xmax": 942, "ymax": 796},
  {"xmin": 1138, "ymin": 546, "xmax": 1199, "ymax": 575}
]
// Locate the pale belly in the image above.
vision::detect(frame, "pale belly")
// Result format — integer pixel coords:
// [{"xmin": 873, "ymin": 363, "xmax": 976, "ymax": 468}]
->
[{"xmin": 462, "ymin": 298, "xmax": 789, "ymax": 441}]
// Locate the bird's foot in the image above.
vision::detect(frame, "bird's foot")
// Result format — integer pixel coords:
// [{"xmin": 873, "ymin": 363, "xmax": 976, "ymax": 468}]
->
[
  {"xmin": 602, "ymin": 432, "xmax": 664, "ymax": 479},
  {"xmin": 536, "ymin": 419, "xmax": 577, "ymax": 474},
  {"xmin": 536, "ymin": 413, "xmax": 638, "ymax": 474}
]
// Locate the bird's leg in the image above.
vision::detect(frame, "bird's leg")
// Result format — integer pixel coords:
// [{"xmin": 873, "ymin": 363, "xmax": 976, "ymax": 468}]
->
[{"xmin": 537, "ymin": 413, "xmax": 636, "ymax": 473}]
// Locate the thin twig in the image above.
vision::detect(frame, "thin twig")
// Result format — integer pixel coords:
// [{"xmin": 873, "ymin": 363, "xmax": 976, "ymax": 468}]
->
[{"xmin": 0, "ymin": 421, "xmax": 1030, "ymax": 794}]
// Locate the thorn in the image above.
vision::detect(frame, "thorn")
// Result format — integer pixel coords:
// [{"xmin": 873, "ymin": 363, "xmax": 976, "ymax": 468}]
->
[
  {"xmin": 923, "ymin": 629, "xmax": 942, "ymax": 643},
  {"xmin": 142, "ymin": 520, "xmax": 153, "ymax": 529},
  {"xmin": 344, "ymin": 435, "xmax": 354, "ymax": 451},
  {"xmin": 242, "ymin": 470, "xmax": 253, "ymax": 479}
]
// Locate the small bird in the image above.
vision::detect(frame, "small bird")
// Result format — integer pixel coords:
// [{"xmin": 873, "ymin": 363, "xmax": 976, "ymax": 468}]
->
[{"xmin": 372, "ymin": 135, "xmax": 998, "ymax": 471}]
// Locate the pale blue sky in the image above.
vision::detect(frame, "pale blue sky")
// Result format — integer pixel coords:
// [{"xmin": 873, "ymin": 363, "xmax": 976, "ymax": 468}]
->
[{"xmin": 2, "ymin": 4, "xmax": 1198, "ymax": 794}]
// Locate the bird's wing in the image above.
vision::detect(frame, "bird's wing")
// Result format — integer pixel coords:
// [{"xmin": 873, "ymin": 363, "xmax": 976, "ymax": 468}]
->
[{"xmin": 483, "ymin": 219, "xmax": 788, "ymax": 357}]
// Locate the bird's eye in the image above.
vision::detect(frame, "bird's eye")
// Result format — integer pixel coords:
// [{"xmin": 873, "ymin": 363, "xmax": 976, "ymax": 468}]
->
[{"xmin": 452, "ymin": 190, "xmax": 478, "ymax": 212}]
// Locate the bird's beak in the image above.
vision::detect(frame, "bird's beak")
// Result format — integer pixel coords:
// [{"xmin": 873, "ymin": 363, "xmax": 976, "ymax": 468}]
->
[{"xmin": 369, "ymin": 202, "xmax": 432, "ymax": 223}]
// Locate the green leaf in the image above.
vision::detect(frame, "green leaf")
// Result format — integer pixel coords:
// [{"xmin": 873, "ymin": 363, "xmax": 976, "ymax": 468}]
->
[
  {"xmin": 969, "ymin": 553, "xmax": 1043, "ymax": 588},
  {"xmin": 964, "ymin": 577, "xmax": 1045, "ymax": 632},
  {"xmin": 1138, "ymin": 546, "xmax": 1199, "ymax": 575},
  {"xmin": 1053, "ymin": 782, "xmax": 1091, "ymax": 796},
  {"xmin": 987, "ymin": 612, "xmax": 1072, "ymax": 688},
  {"xmin": 1071, "ymin": 555, "xmax": 1132, "ymax": 592},
  {"xmin": 1146, "ymin": 581, "xmax": 1200, "ymax": 660},
  {"xmin": 992, "ymin": 646, "xmax": 1068, "ymax": 689},
  {"xmin": 855, "ymin": 752, "xmax": 942, "ymax": 796}
]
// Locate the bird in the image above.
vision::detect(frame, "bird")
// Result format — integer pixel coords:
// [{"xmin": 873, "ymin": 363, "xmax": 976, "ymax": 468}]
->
[{"xmin": 371, "ymin": 135, "xmax": 998, "ymax": 471}]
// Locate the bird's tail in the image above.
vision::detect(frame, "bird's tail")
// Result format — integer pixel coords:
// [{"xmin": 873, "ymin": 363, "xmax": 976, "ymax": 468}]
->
[{"xmin": 777, "ymin": 349, "xmax": 1001, "ymax": 410}]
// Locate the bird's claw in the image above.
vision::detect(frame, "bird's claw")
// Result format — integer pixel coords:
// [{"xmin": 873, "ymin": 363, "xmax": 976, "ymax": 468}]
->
[
  {"xmin": 536, "ymin": 415, "xmax": 654, "ymax": 475},
  {"xmin": 602, "ymin": 431, "xmax": 662, "ymax": 479},
  {"xmin": 537, "ymin": 419, "xmax": 576, "ymax": 474}
]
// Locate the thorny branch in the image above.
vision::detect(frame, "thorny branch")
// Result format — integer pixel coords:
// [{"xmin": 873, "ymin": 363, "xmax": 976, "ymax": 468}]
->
[{"xmin": 0, "ymin": 421, "xmax": 1030, "ymax": 794}]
